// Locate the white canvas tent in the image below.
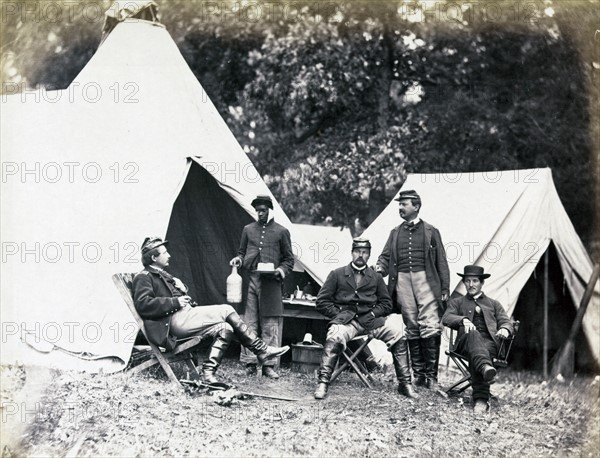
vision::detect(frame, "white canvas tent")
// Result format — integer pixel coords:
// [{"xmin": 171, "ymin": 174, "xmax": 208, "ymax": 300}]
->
[
  {"xmin": 291, "ymin": 224, "xmax": 353, "ymax": 277},
  {"xmin": 0, "ymin": 19, "xmax": 319, "ymax": 372},
  {"xmin": 361, "ymin": 169, "xmax": 600, "ymax": 367}
]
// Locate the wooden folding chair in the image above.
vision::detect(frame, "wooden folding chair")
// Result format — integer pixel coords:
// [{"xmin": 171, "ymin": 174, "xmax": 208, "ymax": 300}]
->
[
  {"xmin": 112, "ymin": 273, "xmax": 209, "ymax": 388},
  {"xmin": 330, "ymin": 335, "xmax": 375, "ymax": 388},
  {"xmin": 445, "ymin": 321, "xmax": 520, "ymax": 394}
]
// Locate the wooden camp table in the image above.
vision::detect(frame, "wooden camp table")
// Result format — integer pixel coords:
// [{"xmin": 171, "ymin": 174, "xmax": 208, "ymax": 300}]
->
[
  {"xmin": 282, "ymin": 298, "xmax": 328, "ymax": 321},
  {"xmin": 282, "ymin": 297, "xmax": 328, "ymax": 347}
]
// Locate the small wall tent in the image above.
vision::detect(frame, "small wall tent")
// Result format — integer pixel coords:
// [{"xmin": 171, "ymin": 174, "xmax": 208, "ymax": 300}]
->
[{"xmin": 361, "ymin": 170, "xmax": 599, "ymax": 370}]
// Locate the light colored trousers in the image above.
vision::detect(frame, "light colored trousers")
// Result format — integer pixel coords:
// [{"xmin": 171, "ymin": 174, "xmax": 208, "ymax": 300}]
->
[
  {"xmin": 326, "ymin": 313, "xmax": 405, "ymax": 349},
  {"xmin": 395, "ymin": 271, "xmax": 441, "ymax": 339},
  {"xmin": 170, "ymin": 303, "xmax": 235, "ymax": 339}
]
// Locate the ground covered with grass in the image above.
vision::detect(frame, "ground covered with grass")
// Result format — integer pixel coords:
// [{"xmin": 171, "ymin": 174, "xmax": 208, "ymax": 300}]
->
[{"xmin": 1, "ymin": 360, "xmax": 599, "ymax": 457}]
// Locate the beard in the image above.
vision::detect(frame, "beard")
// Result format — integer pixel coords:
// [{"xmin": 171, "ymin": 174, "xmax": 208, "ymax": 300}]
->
[{"xmin": 353, "ymin": 257, "xmax": 366, "ymax": 268}]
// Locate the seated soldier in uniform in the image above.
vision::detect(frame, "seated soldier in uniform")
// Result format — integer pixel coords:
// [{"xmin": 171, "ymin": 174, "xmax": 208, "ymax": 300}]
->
[
  {"xmin": 313, "ymin": 237, "xmax": 416, "ymax": 400},
  {"xmin": 132, "ymin": 237, "xmax": 289, "ymax": 384},
  {"xmin": 442, "ymin": 265, "xmax": 514, "ymax": 414}
]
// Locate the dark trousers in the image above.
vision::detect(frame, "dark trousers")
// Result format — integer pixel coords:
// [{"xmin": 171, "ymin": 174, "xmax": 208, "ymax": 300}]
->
[{"xmin": 454, "ymin": 330, "xmax": 497, "ymax": 401}]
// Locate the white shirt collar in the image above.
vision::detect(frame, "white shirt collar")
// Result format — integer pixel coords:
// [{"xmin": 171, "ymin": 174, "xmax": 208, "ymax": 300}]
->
[{"xmin": 404, "ymin": 216, "xmax": 421, "ymax": 225}]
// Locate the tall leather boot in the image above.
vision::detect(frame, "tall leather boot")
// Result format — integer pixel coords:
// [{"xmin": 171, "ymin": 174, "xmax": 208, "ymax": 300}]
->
[
  {"xmin": 423, "ymin": 335, "xmax": 441, "ymax": 389},
  {"xmin": 226, "ymin": 313, "xmax": 289, "ymax": 361},
  {"xmin": 408, "ymin": 339, "xmax": 426, "ymax": 386},
  {"xmin": 391, "ymin": 338, "xmax": 418, "ymax": 398},
  {"xmin": 202, "ymin": 327, "xmax": 234, "ymax": 384},
  {"xmin": 314, "ymin": 341, "xmax": 344, "ymax": 400}
]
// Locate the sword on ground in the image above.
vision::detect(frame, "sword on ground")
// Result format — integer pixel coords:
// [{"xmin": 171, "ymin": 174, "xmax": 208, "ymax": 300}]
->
[{"xmin": 180, "ymin": 379, "xmax": 300, "ymax": 401}]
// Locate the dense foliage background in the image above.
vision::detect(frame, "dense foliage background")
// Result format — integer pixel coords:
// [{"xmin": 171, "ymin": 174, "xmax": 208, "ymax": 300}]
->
[{"xmin": 2, "ymin": 0, "xmax": 598, "ymax": 254}]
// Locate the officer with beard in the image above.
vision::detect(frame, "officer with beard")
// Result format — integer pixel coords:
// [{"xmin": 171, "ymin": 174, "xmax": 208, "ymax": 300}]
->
[{"xmin": 313, "ymin": 238, "xmax": 416, "ymax": 400}]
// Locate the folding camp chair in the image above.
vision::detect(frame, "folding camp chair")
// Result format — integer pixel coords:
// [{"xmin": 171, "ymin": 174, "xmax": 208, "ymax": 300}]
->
[
  {"xmin": 112, "ymin": 273, "xmax": 209, "ymax": 388},
  {"xmin": 445, "ymin": 321, "xmax": 520, "ymax": 394},
  {"xmin": 330, "ymin": 335, "xmax": 375, "ymax": 388}
]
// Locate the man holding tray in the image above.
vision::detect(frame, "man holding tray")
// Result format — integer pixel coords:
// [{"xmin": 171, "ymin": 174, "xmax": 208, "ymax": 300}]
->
[{"xmin": 230, "ymin": 195, "xmax": 295, "ymax": 379}]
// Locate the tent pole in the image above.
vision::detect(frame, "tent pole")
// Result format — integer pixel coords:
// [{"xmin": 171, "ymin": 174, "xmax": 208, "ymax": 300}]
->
[{"xmin": 543, "ymin": 249, "xmax": 549, "ymax": 379}]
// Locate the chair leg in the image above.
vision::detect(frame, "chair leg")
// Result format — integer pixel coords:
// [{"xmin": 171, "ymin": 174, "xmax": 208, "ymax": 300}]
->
[
  {"xmin": 445, "ymin": 375, "xmax": 472, "ymax": 394},
  {"xmin": 183, "ymin": 357, "xmax": 201, "ymax": 380},
  {"xmin": 157, "ymin": 356, "xmax": 183, "ymax": 386},
  {"xmin": 341, "ymin": 351, "xmax": 372, "ymax": 388},
  {"xmin": 330, "ymin": 337, "xmax": 372, "ymax": 384},
  {"xmin": 352, "ymin": 357, "xmax": 374, "ymax": 382},
  {"xmin": 445, "ymin": 353, "xmax": 473, "ymax": 394}
]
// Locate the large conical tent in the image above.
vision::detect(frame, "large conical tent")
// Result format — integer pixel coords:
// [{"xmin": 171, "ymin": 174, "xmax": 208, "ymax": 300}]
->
[
  {"xmin": 0, "ymin": 19, "xmax": 318, "ymax": 371},
  {"xmin": 361, "ymin": 169, "xmax": 600, "ymax": 369}
]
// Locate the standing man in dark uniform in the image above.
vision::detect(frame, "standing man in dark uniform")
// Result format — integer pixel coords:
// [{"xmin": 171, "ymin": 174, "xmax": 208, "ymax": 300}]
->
[
  {"xmin": 230, "ymin": 195, "xmax": 295, "ymax": 379},
  {"xmin": 443, "ymin": 265, "xmax": 513, "ymax": 414},
  {"xmin": 376, "ymin": 190, "xmax": 450, "ymax": 389}
]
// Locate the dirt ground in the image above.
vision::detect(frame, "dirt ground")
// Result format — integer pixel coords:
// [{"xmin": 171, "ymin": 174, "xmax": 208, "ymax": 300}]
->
[{"xmin": 1, "ymin": 360, "xmax": 599, "ymax": 457}]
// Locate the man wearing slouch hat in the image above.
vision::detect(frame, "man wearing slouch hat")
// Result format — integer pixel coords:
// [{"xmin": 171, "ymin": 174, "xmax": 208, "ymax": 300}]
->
[{"xmin": 443, "ymin": 265, "xmax": 514, "ymax": 414}]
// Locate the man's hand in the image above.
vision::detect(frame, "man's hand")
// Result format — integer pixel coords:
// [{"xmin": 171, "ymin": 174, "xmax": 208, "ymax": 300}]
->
[
  {"xmin": 441, "ymin": 292, "xmax": 449, "ymax": 302},
  {"xmin": 178, "ymin": 296, "xmax": 192, "ymax": 308},
  {"xmin": 361, "ymin": 310, "xmax": 377, "ymax": 329},
  {"xmin": 462, "ymin": 318, "xmax": 476, "ymax": 334},
  {"xmin": 496, "ymin": 328, "xmax": 510, "ymax": 339},
  {"xmin": 229, "ymin": 256, "xmax": 242, "ymax": 267}
]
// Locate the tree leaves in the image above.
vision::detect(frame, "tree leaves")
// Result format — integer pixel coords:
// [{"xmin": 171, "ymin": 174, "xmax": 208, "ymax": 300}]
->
[{"xmin": 2, "ymin": 0, "xmax": 596, "ymax": 246}]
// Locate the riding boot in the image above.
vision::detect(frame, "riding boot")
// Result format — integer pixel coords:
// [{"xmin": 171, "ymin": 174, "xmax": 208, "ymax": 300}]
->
[
  {"xmin": 202, "ymin": 327, "xmax": 234, "ymax": 384},
  {"xmin": 423, "ymin": 335, "xmax": 441, "ymax": 389},
  {"xmin": 391, "ymin": 338, "xmax": 418, "ymax": 398},
  {"xmin": 408, "ymin": 339, "xmax": 426, "ymax": 386},
  {"xmin": 314, "ymin": 340, "xmax": 344, "ymax": 399},
  {"xmin": 226, "ymin": 313, "xmax": 289, "ymax": 362}
]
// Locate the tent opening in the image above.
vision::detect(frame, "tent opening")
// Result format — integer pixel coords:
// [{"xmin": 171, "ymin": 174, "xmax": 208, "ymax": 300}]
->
[
  {"xmin": 165, "ymin": 161, "xmax": 254, "ymax": 306},
  {"xmin": 511, "ymin": 243, "xmax": 598, "ymax": 373}
]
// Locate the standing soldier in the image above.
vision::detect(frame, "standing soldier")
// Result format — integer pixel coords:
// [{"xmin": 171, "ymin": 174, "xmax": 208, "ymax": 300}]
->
[
  {"xmin": 376, "ymin": 190, "xmax": 450, "ymax": 389},
  {"xmin": 230, "ymin": 195, "xmax": 294, "ymax": 379}
]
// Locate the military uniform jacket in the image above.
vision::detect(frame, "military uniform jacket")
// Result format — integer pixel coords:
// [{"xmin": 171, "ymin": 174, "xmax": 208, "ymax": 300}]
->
[
  {"xmin": 316, "ymin": 264, "xmax": 393, "ymax": 331},
  {"xmin": 237, "ymin": 219, "xmax": 295, "ymax": 276},
  {"xmin": 377, "ymin": 220, "xmax": 450, "ymax": 304},
  {"xmin": 132, "ymin": 267, "xmax": 183, "ymax": 351},
  {"xmin": 442, "ymin": 293, "xmax": 514, "ymax": 346},
  {"xmin": 237, "ymin": 219, "xmax": 295, "ymax": 316}
]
